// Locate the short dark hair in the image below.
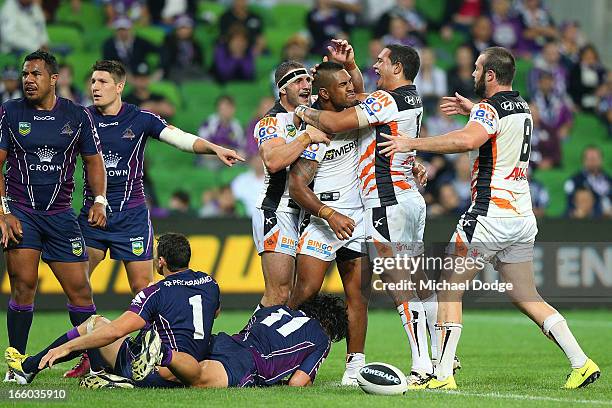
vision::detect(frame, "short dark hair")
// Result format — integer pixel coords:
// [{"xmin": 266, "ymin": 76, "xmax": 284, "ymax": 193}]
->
[
  {"xmin": 386, "ymin": 44, "xmax": 420, "ymax": 81},
  {"xmin": 313, "ymin": 61, "xmax": 344, "ymax": 93},
  {"xmin": 172, "ymin": 190, "xmax": 190, "ymax": 205},
  {"xmin": 299, "ymin": 294, "xmax": 348, "ymax": 342},
  {"xmin": 24, "ymin": 50, "xmax": 59, "ymax": 75},
  {"xmin": 156, "ymin": 233, "xmax": 191, "ymax": 272},
  {"xmin": 92, "ymin": 60, "xmax": 127, "ymax": 83},
  {"xmin": 216, "ymin": 94, "xmax": 235, "ymax": 106},
  {"xmin": 482, "ymin": 46, "xmax": 515, "ymax": 86},
  {"xmin": 274, "ymin": 60, "xmax": 306, "ymax": 86}
]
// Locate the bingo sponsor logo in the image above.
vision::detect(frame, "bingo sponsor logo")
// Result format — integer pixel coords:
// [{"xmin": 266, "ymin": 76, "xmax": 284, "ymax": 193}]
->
[
  {"xmin": 257, "ymin": 116, "xmax": 279, "ymax": 144},
  {"xmin": 364, "ymin": 90, "xmax": 393, "ymax": 114},
  {"xmin": 280, "ymin": 236, "xmax": 296, "ymax": 250},
  {"xmin": 306, "ymin": 239, "xmax": 332, "ymax": 256}
]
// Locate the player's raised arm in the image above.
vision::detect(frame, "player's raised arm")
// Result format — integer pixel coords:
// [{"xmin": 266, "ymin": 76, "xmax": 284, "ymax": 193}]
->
[
  {"xmin": 327, "ymin": 39, "xmax": 365, "ymax": 95},
  {"xmin": 288, "ymin": 157, "xmax": 355, "ymax": 240},
  {"xmin": 158, "ymin": 124, "xmax": 245, "ymax": 167},
  {"xmin": 294, "ymin": 104, "xmax": 365, "ymax": 134},
  {"xmin": 259, "ymin": 125, "xmax": 329, "ymax": 173},
  {"xmin": 378, "ymin": 102, "xmax": 497, "ymax": 155},
  {"xmin": 439, "ymin": 92, "xmax": 475, "ymax": 117}
]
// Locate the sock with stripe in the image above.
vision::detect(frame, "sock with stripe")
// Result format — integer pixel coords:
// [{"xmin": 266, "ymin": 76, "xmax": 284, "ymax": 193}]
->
[
  {"xmin": 397, "ymin": 300, "xmax": 432, "ymax": 374},
  {"xmin": 421, "ymin": 293, "xmax": 439, "ymax": 361},
  {"xmin": 7, "ymin": 300, "xmax": 34, "ymax": 354},
  {"xmin": 22, "ymin": 327, "xmax": 81, "ymax": 374},
  {"xmin": 66, "ymin": 304, "xmax": 106, "ymax": 372},
  {"xmin": 542, "ymin": 313, "xmax": 588, "ymax": 369},
  {"xmin": 345, "ymin": 352, "xmax": 366, "ymax": 376},
  {"xmin": 434, "ymin": 322, "xmax": 462, "ymax": 380}
]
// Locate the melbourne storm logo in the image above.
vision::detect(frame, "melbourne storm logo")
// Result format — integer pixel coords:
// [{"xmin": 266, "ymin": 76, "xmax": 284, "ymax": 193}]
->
[{"xmin": 103, "ymin": 150, "xmax": 128, "ymax": 177}]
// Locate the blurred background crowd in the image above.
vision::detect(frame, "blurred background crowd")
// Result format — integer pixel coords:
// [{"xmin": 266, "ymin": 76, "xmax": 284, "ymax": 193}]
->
[{"xmin": 0, "ymin": 0, "xmax": 610, "ymax": 219}]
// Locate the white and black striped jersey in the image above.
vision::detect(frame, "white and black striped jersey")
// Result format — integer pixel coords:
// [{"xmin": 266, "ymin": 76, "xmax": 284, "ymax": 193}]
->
[{"xmin": 467, "ymin": 90, "xmax": 533, "ymax": 217}]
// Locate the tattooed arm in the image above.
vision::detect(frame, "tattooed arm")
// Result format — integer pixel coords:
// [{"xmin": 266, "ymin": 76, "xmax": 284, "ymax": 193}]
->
[
  {"xmin": 288, "ymin": 157, "xmax": 323, "ymax": 216},
  {"xmin": 288, "ymin": 158, "xmax": 355, "ymax": 240},
  {"xmin": 295, "ymin": 105, "xmax": 368, "ymax": 134}
]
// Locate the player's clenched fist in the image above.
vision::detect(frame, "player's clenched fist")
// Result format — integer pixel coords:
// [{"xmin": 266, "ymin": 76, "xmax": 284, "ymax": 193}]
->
[
  {"xmin": 0, "ymin": 214, "xmax": 22, "ymax": 247},
  {"xmin": 319, "ymin": 205, "xmax": 355, "ymax": 240},
  {"xmin": 88, "ymin": 202, "xmax": 107, "ymax": 228}
]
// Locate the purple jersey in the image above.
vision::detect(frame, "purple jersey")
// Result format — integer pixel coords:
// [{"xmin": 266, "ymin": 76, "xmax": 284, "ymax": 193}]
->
[
  {"xmin": 128, "ymin": 269, "xmax": 220, "ymax": 361},
  {"xmin": 0, "ymin": 97, "xmax": 100, "ymax": 214},
  {"xmin": 235, "ymin": 305, "xmax": 331, "ymax": 386},
  {"xmin": 85, "ymin": 103, "xmax": 167, "ymax": 212}
]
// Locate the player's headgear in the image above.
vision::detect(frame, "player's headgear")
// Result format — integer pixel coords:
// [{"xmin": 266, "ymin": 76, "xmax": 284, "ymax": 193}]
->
[
  {"xmin": 275, "ymin": 61, "xmax": 311, "ymax": 93},
  {"xmin": 299, "ymin": 294, "xmax": 348, "ymax": 342}
]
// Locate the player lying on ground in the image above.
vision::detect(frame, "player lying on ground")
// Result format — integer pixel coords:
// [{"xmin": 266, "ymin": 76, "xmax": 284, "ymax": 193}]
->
[
  {"xmin": 5, "ymin": 233, "xmax": 221, "ymax": 388},
  {"xmin": 1, "ymin": 50, "xmax": 107, "ymax": 381},
  {"xmin": 63, "ymin": 59, "xmax": 243, "ymax": 378},
  {"xmin": 129, "ymin": 294, "xmax": 348, "ymax": 388},
  {"xmin": 377, "ymin": 46, "xmax": 601, "ymax": 390},
  {"xmin": 294, "ymin": 44, "xmax": 440, "ymax": 385}
]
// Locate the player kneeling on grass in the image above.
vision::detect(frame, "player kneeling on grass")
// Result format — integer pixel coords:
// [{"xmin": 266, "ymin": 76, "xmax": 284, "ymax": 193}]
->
[
  {"xmin": 5, "ymin": 233, "xmax": 220, "ymax": 388},
  {"xmin": 131, "ymin": 294, "xmax": 348, "ymax": 388}
]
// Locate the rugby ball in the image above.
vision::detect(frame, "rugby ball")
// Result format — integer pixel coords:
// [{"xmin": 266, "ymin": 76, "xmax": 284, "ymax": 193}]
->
[{"xmin": 356, "ymin": 362, "xmax": 408, "ymax": 395}]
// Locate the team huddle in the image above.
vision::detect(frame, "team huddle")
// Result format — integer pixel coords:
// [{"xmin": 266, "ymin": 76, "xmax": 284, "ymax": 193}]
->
[{"xmin": 2, "ymin": 40, "xmax": 601, "ymax": 391}]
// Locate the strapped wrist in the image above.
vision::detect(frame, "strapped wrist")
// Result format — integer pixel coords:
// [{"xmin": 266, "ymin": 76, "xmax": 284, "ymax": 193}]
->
[{"xmin": 0, "ymin": 196, "xmax": 10, "ymax": 215}]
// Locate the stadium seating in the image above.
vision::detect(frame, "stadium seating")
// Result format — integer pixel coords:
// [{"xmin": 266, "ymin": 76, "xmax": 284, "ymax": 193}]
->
[
  {"xmin": 55, "ymin": 1, "xmax": 104, "ymax": 30},
  {"xmin": 0, "ymin": 1, "xmax": 608, "ymax": 217},
  {"xmin": 47, "ymin": 25, "xmax": 85, "ymax": 55}
]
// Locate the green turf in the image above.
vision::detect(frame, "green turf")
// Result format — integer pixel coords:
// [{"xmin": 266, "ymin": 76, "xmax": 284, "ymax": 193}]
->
[{"xmin": 0, "ymin": 309, "xmax": 610, "ymax": 407}]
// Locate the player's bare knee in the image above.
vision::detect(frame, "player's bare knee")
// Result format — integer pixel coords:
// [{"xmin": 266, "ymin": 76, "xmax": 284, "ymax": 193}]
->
[
  {"xmin": 129, "ymin": 279, "xmax": 150, "ymax": 295},
  {"xmin": 11, "ymin": 281, "xmax": 37, "ymax": 303},
  {"xmin": 78, "ymin": 314, "xmax": 110, "ymax": 335}
]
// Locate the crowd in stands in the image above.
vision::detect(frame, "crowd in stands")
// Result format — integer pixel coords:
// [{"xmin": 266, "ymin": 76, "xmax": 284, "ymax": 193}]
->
[{"xmin": 0, "ymin": 0, "xmax": 609, "ymax": 219}]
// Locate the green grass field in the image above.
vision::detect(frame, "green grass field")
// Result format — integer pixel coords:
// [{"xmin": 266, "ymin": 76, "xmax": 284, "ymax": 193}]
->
[{"xmin": 0, "ymin": 309, "xmax": 610, "ymax": 407}]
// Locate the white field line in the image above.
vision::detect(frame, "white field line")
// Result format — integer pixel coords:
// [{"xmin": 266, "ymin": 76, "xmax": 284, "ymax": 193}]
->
[
  {"xmin": 464, "ymin": 314, "xmax": 612, "ymax": 328},
  {"xmin": 439, "ymin": 390, "xmax": 612, "ymax": 405}
]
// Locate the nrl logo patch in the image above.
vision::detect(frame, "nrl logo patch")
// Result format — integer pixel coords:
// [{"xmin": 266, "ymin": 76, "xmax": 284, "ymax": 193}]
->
[
  {"xmin": 71, "ymin": 241, "xmax": 83, "ymax": 256},
  {"xmin": 286, "ymin": 124, "xmax": 297, "ymax": 138},
  {"xmin": 122, "ymin": 127, "xmax": 136, "ymax": 139},
  {"xmin": 132, "ymin": 240, "xmax": 144, "ymax": 256},
  {"xmin": 61, "ymin": 122, "xmax": 74, "ymax": 136},
  {"xmin": 18, "ymin": 122, "xmax": 31, "ymax": 136}
]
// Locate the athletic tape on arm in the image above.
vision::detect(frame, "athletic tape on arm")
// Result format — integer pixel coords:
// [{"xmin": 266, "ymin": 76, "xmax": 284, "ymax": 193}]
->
[{"xmin": 159, "ymin": 126, "xmax": 198, "ymax": 152}]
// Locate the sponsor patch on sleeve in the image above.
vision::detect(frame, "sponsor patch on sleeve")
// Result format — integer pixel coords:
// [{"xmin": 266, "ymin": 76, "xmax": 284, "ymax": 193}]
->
[
  {"xmin": 469, "ymin": 103, "xmax": 498, "ymax": 135},
  {"xmin": 360, "ymin": 90, "xmax": 397, "ymax": 124}
]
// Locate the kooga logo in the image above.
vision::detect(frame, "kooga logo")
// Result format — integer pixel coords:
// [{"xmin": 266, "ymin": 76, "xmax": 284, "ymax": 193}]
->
[
  {"xmin": 33, "ymin": 116, "xmax": 55, "ymax": 121},
  {"xmin": 361, "ymin": 367, "xmax": 400, "ymax": 384}
]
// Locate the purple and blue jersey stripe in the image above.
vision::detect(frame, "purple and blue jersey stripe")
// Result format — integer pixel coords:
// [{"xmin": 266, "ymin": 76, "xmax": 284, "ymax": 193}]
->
[
  {"xmin": 233, "ymin": 305, "xmax": 331, "ymax": 386},
  {"xmin": 127, "ymin": 269, "xmax": 220, "ymax": 361},
  {"xmin": 84, "ymin": 103, "xmax": 166, "ymax": 212},
  {"xmin": 0, "ymin": 97, "xmax": 100, "ymax": 214}
]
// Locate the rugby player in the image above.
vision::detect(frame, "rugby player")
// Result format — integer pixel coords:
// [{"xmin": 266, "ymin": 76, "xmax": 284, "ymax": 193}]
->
[
  {"xmin": 5, "ymin": 233, "xmax": 221, "ymax": 388},
  {"xmin": 132, "ymin": 294, "xmax": 347, "ymax": 388},
  {"xmin": 286, "ymin": 61, "xmax": 368, "ymax": 386},
  {"xmin": 252, "ymin": 41, "xmax": 359, "ymax": 308},
  {"xmin": 63, "ymin": 60, "xmax": 242, "ymax": 377},
  {"xmin": 378, "ymin": 46, "xmax": 600, "ymax": 389},
  {"xmin": 0, "ymin": 51, "xmax": 107, "ymax": 381},
  {"xmin": 294, "ymin": 44, "xmax": 437, "ymax": 383}
]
